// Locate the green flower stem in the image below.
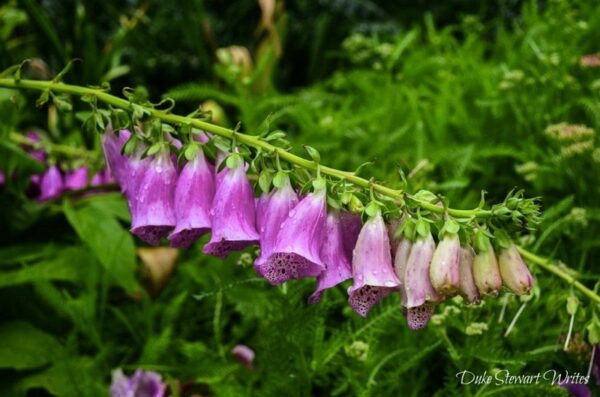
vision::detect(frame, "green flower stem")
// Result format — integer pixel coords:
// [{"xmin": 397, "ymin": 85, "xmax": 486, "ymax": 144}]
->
[
  {"xmin": 1, "ymin": 77, "xmax": 598, "ymax": 305},
  {"xmin": 0, "ymin": 78, "xmax": 490, "ymax": 219},
  {"xmin": 517, "ymin": 246, "xmax": 600, "ymax": 305}
]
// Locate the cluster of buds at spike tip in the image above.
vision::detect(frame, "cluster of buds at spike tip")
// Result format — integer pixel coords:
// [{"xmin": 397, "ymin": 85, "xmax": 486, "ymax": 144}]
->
[
  {"xmin": 0, "ymin": 131, "xmax": 113, "ymax": 200},
  {"xmin": 98, "ymin": 126, "xmax": 537, "ymax": 330}
]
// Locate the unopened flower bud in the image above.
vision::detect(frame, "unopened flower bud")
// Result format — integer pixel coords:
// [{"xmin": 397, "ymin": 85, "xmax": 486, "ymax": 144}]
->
[
  {"xmin": 473, "ymin": 244, "xmax": 502, "ymax": 297},
  {"xmin": 429, "ymin": 234, "xmax": 460, "ymax": 296},
  {"xmin": 498, "ymin": 243, "xmax": 533, "ymax": 295}
]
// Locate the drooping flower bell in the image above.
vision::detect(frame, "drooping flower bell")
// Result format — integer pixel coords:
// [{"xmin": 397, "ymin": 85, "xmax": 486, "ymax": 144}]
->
[
  {"xmin": 254, "ymin": 174, "xmax": 299, "ymax": 275},
  {"xmin": 403, "ymin": 224, "xmax": 441, "ymax": 308},
  {"xmin": 472, "ymin": 230, "xmax": 502, "ymax": 296},
  {"xmin": 130, "ymin": 149, "xmax": 177, "ymax": 245},
  {"xmin": 458, "ymin": 246, "xmax": 480, "ymax": 304},
  {"xmin": 203, "ymin": 154, "xmax": 259, "ymax": 258},
  {"xmin": 429, "ymin": 222, "xmax": 461, "ymax": 296},
  {"xmin": 38, "ymin": 165, "xmax": 64, "ymax": 201},
  {"xmin": 309, "ymin": 211, "xmax": 352, "ymax": 303},
  {"xmin": 347, "ymin": 206, "xmax": 401, "ymax": 317},
  {"xmin": 64, "ymin": 167, "xmax": 89, "ymax": 191},
  {"xmin": 110, "ymin": 369, "xmax": 167, "ymax": 397},
  {"xmin": 498, "ymin": 243, "xmax": 533, "ymax": 295},
  {"xmin": 101, "ymin": 128, "xmax": 131, "ymax": 191},
  {"xmin": 168, "ymin": 147, "xmax": 215, "ymax": 248},
  {"xmin": 262, "ymin": 180, "xmax": 327, "ymax": 285}
]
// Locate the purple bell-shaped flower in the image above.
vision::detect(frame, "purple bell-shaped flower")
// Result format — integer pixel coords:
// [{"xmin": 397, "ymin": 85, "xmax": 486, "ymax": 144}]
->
[
  {"xmin": 168, "ymin": 149, "xmax": 215, "ymax": 248},
  {"xmin": 254, "ymin": 175, "xmax": 299, "ymax": 275},
  {"xmin": 403, "ymin": 231, "xmax": 441, "ymax": 308},
  {"xmin": 110, "ymin": 369, "xmax": 167, "ymax": 397},
  {"xmin": 203, "ymin": 155, "xmax": 259, "ymax": 258},
  {"xmin": 308, "ymin": 211, "xmax": 352, "ymax": 303},
  {"xmin": 130, "ymin": 149, "xmax": 177, "ymax": 245},
  {"xmin": 262, "ymin": 185, "xmax": 327, "ymax": 285},
  {"xmin": 347, "ymin": 209, "xmax": 401, "ymax": 317},
  {"xmin": 38, "ymin": 165, "xmax": 64, "ymax": 201}
]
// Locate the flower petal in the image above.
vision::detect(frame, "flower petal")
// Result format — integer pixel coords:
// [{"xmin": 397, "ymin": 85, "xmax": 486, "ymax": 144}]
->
[
  {"xmin": 203, "ymin": 160, "xmax": 259, "ymax": 258},
  {"xmin": 348, "ymin": 211, "xmax": 401, "ymax": 317},
  {"xmin": 168, "ymin": 151, "xmax": 215, "ymax": 248},
  {"xmin": 263, "ymin": 189, "xmax": 327, "ymax": 285},
  {"xmin": 308, "ymin": 211, "xmax": 352, "ymax": 303}
]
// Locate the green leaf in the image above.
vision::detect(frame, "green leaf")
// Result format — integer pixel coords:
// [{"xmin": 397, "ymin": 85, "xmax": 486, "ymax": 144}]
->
[
  {"xmin": 272, "ymin": 171, "xmax": 288, "ymax": 189},
  {"xmin": 0, "ymin": 246, "xmax": 86, "ymax": 288},
  {"xmin": 303, "ymin": 145, "xmax": 321, "ymax": 163},
  {"xmin": 365, "ymin": 201, "xmax": 380, "ymax": 217},
  {"xmin": 0, "ymin": 322, "xmax": 63, "ymax": 370},
  {"xmin": 15, "ymin": 356, "xmax": 104, "ymax": 397},
  {"xmin": 63, "ymin": 200, "xmax": 138, "ymax": 291},
  {"xmin": 259, "ymin": 169, "xmax": 273, "ymax": 192}
]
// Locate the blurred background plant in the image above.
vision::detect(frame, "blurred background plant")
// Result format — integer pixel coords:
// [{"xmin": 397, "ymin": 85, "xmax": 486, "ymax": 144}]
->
[{"xmin": 1, "ymin": 0, "xmax": 599, "ymax": 396}]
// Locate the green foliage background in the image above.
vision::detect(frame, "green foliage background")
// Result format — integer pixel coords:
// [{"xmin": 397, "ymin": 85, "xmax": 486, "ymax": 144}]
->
[{"xmin": 0, "ymin": 0, "xmax": 599, "ymax": 396}]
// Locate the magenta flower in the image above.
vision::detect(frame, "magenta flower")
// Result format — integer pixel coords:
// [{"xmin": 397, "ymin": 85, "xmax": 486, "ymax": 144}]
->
[
  {"xmin": 101, "ymin": 128, "xmax": 131, "ymax": 191},
  {"xmin": 262, "ymin": 188, "xmax": 327, "ymax": 285},
  {"xmin": 429, "ymin": 233, "xmax": 461, "ymax": 296},
  {"xmin": 203, "ymin": 157, "xmax": 259, "ymax": 258},
  {"xmin": 498, "ymin": 243, "xmax": 533, "ymax": 295},
  {"xmin": 64, "ymin": 167, "xmax": 89, "ymax": 191},
  {"xmin": 347, "ymin": 210, "xmax": 401, "ymax": 317},
  {"xmin": 110, "ymin": 369, "xmax": 167, "ymax": 397},
  {"xmin": 458, "ymin": 246, "xmax": 480, "ymax": 304},
  {"xmin": 130, "ymin": 150, "xmax": 177, "ymax": 245},
  {"xmin": 38, "ymin": 165, "xmax": 64, "ymax": 201},
  {"xmin": 308, "ymin": 211, "xmax": 352, "ymax": 303},
  {"xmin": 404, "ymin": 232, "xmax": 441, "ymax": 308},
  {"xmin": 231, "ymin": 344, "xmax": 255, "ymax": 369},
  {"xmin": 168, "ymin": 150, "xmax": 215, "ymax": 248},
  {"xmin": 339, "ymin": 211, "xmax": 362, "ymax": 262},
  {"xmin": 254, "ymin": 177, "xmax": 299, "ymax": 275},
  {"xmin": 0, "ymin": 171, "xmax": 5, "ymax": 187}
]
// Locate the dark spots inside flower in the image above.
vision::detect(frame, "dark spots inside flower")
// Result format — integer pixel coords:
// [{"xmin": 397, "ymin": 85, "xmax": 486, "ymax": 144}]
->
[
  {"xmin": 263, "ymin": 252, "xmax": 322, "ymax": 285},
  {"xmin": 406, "ymin": 302, "xmax": 434, "ymax": 330},
  {"xmin": 348, "ymin": 285, "xmax": 394, "ymax": 317},
  {"xmin": 132, "ymin": 225, "xmax": 173, "ymax": 246},
  {"xmin": 203, "ymin": 239, "xmax": 256, "ymax": 258},
  {"xmin": 168, "ymin": 227, "xmax": 209, "ymax": 249}
]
